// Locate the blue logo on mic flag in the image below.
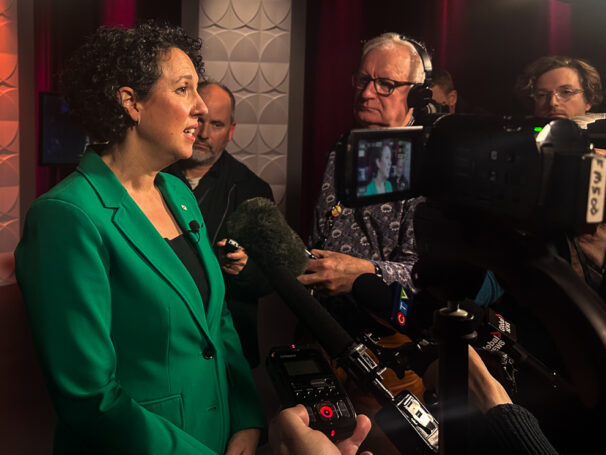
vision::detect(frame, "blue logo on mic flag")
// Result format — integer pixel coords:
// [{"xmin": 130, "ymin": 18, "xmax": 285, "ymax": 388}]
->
[{"xmin": 399, "ymin": 300, "xmax": 408, "ymax": 316}]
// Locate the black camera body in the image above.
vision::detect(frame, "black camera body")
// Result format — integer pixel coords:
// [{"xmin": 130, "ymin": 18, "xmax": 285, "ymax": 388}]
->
[{"xmin": 337, "ymin": 114, "xmax": 606, "ymax": 230}]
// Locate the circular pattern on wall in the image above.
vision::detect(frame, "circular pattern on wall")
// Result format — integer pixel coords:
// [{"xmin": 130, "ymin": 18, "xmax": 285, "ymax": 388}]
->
[{"xmin": 198, "ymin": 0, "xmax": 292, "ymax": 207}]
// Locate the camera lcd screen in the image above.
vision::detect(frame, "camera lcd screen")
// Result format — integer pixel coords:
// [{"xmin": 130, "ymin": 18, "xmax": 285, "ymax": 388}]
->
[
  {"xmin": 355, "ymin": 137, "xmax": 412, "ymax": 197},
  {"xmin": 340, "ymin": 126, "xmax": 423, "ymax": 206}
]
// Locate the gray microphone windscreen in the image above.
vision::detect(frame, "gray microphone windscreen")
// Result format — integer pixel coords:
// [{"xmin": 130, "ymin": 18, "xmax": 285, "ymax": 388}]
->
[{"xmin": 226, "ymin": 197, "xmax": 309, "ymax": 276}]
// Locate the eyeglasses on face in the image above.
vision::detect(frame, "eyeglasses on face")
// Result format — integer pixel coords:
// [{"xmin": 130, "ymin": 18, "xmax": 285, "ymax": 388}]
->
[
  {"xmin": 531, "ymin": 87, "xmax": 584, "ymax": 103},
  {"xmin": 353, "ymin": 74, "xmax": 417, "ymax": 96}
]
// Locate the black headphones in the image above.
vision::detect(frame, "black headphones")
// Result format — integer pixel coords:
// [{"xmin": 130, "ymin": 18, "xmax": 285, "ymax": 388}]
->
[{"xmin": 397, "ymin": 35, "xmax": 436, "ymax": 117}]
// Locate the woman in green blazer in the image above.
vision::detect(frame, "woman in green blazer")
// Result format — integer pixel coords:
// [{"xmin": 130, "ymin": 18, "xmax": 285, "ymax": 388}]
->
[{"xmin": 15, "ymin": 23, "xmax": 264, "ymax": 454}]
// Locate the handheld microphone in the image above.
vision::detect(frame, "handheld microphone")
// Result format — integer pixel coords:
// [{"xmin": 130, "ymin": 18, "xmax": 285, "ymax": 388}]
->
[
  {"xmin": 224, "ymin": 198, "xmax": 397, "ymax": 392},
  {"xmin": 225, "ymin": 197, "xmax": 351, "ymax": 357},
  {"xmin": 352, "ymin": 273, "xmax": 418, "ymax": 335},
  {"xmin": 459, "ymin": 302, "xmax": 572, "ymax": 392}
]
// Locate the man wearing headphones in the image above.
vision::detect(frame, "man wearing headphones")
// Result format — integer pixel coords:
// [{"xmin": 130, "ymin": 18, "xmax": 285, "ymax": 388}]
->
[
  {"xmin": 301, "ymin": 32, "xmax": 499, "ymax": 324},
  {"xmin": 299, "ymin": 32, "xmax": 504, "ymax": 454},
  {"xmin": 298, "ymin": 33, "xmax": 429, "ymax": 455},
  {"xmin": 300, "ymin": 33, "xmax": 425, "ymax": 297}
]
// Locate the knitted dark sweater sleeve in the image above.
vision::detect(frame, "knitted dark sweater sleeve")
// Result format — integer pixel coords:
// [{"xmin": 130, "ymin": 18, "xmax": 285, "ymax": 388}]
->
[{"xmin": 484, "ymin": 404, "xmax": 559, "ymax": 455}]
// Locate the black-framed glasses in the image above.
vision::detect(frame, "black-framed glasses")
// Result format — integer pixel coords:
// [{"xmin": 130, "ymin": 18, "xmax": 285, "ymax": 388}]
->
[
  {"xmin": 531, "ymin": 88, "xmax": 584, "ymax": 103},
  {"xmin": 353, "ymin": 74, "xmax": 417, "ymax": 96}
]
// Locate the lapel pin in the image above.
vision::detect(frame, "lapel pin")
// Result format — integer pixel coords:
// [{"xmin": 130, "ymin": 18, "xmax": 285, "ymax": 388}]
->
[{"xmin": 181, "ymin": 204, "xmax": 188, "ymax": 211}]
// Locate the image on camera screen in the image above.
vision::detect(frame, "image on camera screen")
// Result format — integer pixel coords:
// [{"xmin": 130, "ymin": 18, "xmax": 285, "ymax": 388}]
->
[{"xmin": 355, "ymin": 137, "xmax": 412, "ymax": 197}]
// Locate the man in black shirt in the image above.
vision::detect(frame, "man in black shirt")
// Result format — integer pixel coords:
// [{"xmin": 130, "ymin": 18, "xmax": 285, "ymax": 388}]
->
[{"xmin": 165, "ymin": 81, "xmax": 274, "ymax": 368}]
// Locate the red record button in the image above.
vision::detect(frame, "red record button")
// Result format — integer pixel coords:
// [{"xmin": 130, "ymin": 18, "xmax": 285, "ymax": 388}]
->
[{"xmin": 317, "ymin": 403, "xmax": 335, "ymax": 420}]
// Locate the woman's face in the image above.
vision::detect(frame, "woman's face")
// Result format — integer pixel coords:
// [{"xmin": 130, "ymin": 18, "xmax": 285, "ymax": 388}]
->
[
  {"xmin": 376, "ymin": 147, "xmax": 392, "ymax": 179},
  {"xmin": 136, "ymin": 47, "xmax": 206, "ymax": 165}
]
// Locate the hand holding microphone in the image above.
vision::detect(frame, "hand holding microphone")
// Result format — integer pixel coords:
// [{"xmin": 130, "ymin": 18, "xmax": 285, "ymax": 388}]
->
[
  {"xmin": 422, "ymin": 346, "xmax": 513, "ymax": 414},
  {"xmin": 216, "ymin": 238, "xmax": 247, "ymax": 275},
  {"xmin": 225, "ymin": 197, "xmax": 354, "ymax": 358},
  {"xmin": 298, "ymin": 249, "xmax": 376, "ymax": 295}
]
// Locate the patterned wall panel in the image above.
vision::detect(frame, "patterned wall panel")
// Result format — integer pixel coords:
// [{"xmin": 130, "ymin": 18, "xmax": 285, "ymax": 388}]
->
[
  {"xmin": 198, "ymin": 0, "xmax": 291, "ymax": 207},
  {"xmin": 0, "ymin": 0, "xmax": 19, "ymax": 286}
]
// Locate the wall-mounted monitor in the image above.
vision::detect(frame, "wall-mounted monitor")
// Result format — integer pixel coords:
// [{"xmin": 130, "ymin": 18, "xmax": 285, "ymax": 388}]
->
[{"xmin": 39, "ymin": 92, "xmax": 89, "ymax": 165}]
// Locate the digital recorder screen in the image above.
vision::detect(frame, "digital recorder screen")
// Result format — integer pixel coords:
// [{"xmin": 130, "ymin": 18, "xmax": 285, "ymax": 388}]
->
[{"xmin": 283, "ymin": 358, "xmax": 323, "ymax": 377}]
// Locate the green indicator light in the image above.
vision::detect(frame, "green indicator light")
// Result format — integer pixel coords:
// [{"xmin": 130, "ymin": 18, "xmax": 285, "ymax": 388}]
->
[{"xmin": 534, "ymin": 126, "xmax": 543, "ymax": 132}]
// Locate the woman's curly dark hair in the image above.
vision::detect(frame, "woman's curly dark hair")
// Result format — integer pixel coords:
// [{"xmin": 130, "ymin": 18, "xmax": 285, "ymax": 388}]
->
[
  {"xmin": 514, "ymin": 55, "xmax": 603, "ymax": 112},
  {"xmin": 62, "ymin": 22, "xmax": 204, "ymax": 144}
]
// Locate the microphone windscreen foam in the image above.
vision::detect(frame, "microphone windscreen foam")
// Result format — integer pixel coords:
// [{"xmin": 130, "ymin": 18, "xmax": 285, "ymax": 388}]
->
[{"xmin": 226, "ymin": 197, "xmax": 309, "ymax": 276}]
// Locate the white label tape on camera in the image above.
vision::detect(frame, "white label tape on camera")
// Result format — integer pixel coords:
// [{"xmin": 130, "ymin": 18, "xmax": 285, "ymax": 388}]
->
[{"xmin": 586, "ymin": 154, "xmax": 606, "ymax": 223}]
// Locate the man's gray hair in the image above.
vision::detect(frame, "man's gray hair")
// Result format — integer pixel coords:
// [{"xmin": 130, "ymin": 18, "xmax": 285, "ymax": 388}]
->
[
  {"xmin": 361, "ymin": 33, "xmax": 426, "ymax": 84},
  {"xmin": 198, "ymin": 80, "xmax": 236, "ymax": 122}
]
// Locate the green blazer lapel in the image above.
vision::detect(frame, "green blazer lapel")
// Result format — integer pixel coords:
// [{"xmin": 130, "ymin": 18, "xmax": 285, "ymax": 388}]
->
[
  {"xmin": 156, "ymin": 172, "xmax": 226, "ymax": 333},
  {"xmin": 77, "ymin": 152, "xmax": 211, "ymax": 335}
]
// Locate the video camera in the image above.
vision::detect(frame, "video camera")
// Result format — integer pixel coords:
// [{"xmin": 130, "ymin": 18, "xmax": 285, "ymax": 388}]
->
[{"xmin": 336, "ymin": 114, "xmax": 606, "ymax": 230}]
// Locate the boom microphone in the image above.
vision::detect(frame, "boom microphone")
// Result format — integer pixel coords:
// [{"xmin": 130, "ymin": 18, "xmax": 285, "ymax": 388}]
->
[
  {"xmin": 225, "ymin": 197, "xmax": 353, "ymax": 358},
  {"xmin": 226, "ymin": 197, "xmax": 309, "ymax": 276}
]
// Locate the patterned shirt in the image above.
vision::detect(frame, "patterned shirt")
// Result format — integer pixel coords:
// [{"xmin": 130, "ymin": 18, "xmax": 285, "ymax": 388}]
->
[{"xmin": 309, "ymin": 145, "xmax": 423, "ymax": 289}]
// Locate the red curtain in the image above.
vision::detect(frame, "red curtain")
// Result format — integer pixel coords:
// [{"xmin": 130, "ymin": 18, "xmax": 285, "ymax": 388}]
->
[
  {"xmin": 435, "ymin": 0, "xmax": 465, "ymax": 71},
  {"xmin": 299, "ymin": 0, "xmax": 364, "ymax": 239},
  {"xmin": 549, "ymin": 0, "xmax": 572, "ymax": 55},
  {"xmin": 101, "ymin": 0, "xmax": 136, "ymax": 27}
]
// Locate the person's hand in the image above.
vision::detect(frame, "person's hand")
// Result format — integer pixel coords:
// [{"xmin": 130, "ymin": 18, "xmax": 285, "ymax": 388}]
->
[
  {"xmin": 225, "ymin": 428, "xmax": 261, "ymax": 455},
  {"xmin": 423, "ymin": 346, "xmax": 512, "ymax": 414},
  {"xmin": 577, "ymin": 222, "xmax": 606, "ymax": 269},
  {"xmin": 269, "ymin": 404, "xmax": 372, "ymax": 455},
  {"xmin": 297, "ymin": 249, "xmax": 375, "ymax": 295},
  {"xmin": 467, "ymin": 346, "xmax": 512, "ymax": 413},
  {"xmin": 216, "ymin": 238, "xmax": 248, "ymax": 275}
]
